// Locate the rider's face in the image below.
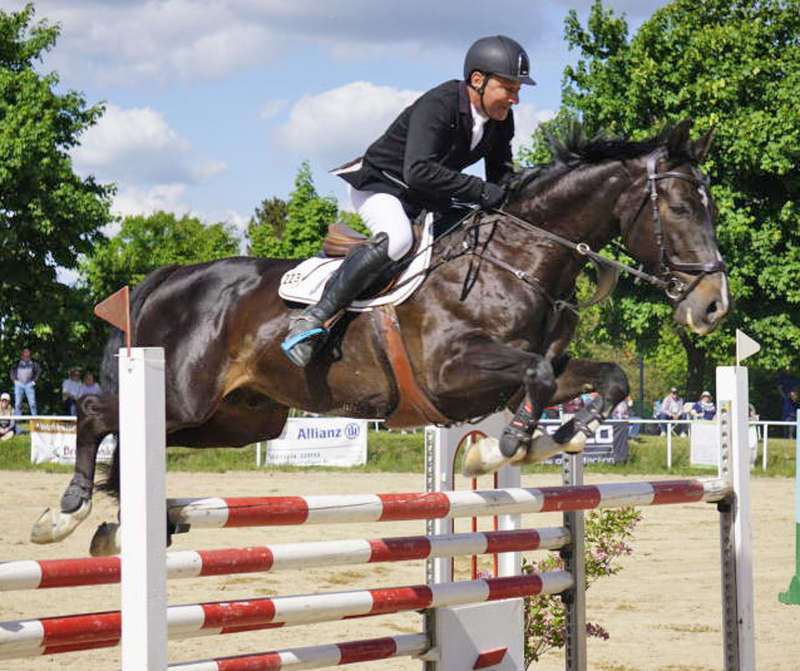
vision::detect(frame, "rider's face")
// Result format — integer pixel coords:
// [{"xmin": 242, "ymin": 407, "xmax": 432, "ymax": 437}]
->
[{"xmin": 471, "ymin": 73, "xmax": 520, "ymax": 121}]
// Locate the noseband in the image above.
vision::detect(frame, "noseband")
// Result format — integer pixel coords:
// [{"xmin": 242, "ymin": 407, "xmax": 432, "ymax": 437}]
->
[{"xmin": 628, "ymin": 155, "xmax": 727, "ymax": 301}]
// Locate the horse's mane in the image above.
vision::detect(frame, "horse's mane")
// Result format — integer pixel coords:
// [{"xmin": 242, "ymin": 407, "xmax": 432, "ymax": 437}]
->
[{"xmin": 509, "ymin": 120, "xmax": 692, "ymax": 198}]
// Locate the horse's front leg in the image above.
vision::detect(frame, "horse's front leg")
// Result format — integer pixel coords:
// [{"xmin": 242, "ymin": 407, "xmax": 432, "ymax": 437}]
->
[
  {"xmin": 435, "ymin": 336, "xmax": 555, "ymax": 476},
  {"xmin": 524, "ymin": 357, "xmax": 629, "ymax": 464}
]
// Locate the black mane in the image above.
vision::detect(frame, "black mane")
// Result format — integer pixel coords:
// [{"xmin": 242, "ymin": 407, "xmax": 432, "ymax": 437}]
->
[{"xmin": 508, "ymin": 121, "xmax": 692, "ymax": 198}]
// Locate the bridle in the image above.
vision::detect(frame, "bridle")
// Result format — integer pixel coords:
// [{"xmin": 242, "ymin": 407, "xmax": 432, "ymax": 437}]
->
[{"xmin": 622, "ymin": 152, "xmax": 727, "ymax": 301}]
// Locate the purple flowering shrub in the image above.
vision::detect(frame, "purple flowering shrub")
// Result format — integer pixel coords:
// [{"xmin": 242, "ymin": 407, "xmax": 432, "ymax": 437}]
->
[{"xmin": 522, "ymin": 506, "xmax": 642, "ymax": 667}]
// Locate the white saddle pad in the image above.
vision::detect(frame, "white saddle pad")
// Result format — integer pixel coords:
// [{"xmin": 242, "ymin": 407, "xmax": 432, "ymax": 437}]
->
[{"xmin": 279, "ymin": 218, "xmax": 434, "ymax": 311}]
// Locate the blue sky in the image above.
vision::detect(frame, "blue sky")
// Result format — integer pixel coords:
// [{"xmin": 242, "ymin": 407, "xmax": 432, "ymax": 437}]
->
[{"xmin": 9, "ymin": 0, "xmax": 669, "ymax": 237}]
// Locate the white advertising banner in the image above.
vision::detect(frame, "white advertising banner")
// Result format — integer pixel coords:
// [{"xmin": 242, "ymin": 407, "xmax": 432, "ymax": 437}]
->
[
  {"xmin": 30, "ymin": 419, "xmax": 115, "ymax": 465},
  {"xmin": 264, "ymin": 417, "xmax": 367, "ymax": 467}
]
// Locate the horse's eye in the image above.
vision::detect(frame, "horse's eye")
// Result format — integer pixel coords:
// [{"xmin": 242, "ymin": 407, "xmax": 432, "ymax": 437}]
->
[{"xmin": 669, "ymin": 205, "xmax": 691, "ymax": 216}]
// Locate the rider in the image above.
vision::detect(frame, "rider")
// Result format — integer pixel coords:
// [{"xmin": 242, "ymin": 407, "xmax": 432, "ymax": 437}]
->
[{"xmin": 281, "ymin": 35, "xmax": 536, "ymax": 367}]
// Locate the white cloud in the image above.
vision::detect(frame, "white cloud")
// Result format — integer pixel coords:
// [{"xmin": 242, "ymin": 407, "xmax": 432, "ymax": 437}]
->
[
  {"xmin": 511, "ymin": 103, "xmax": 557, "ymax": 158},
  {"xmin": 112, "ymin": 183, "xmax": 191, "ymax": 218},
  {"xmin": 274, "ymin": 81, "xmax": 421, "ymax": 165},
  {"xmin": 274, "ymin": 82, "xmax": 555, "ymax": 168},
  {"xmin": 11, "ymin": 0, "xmax": 670, "ymax": 88},
  {"xmin": 259, "ymin": 100, "xmax": 287, "ymax": 121},
  {"xmin": 72, "ymin": 104, "xmax": 226, "ymax": 186}
]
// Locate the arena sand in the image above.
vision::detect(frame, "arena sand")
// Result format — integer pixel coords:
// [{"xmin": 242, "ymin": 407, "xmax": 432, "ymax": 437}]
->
[{"xmin": 1, "ymin": 469, "xmax": 797, "ymax": 670}]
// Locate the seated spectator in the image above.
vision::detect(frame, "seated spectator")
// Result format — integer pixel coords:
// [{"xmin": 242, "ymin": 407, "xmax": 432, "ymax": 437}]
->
[
  {"xmin": 691, "ymin": 391, "xmax": 716, "ymax": 420},
  {"xmin": 613, "ymin": 394, "xmax": 640, "ymax": 439},
  {"xmin": 0, "ymin": 392, "xmax": 15, "ymax": 441},
  {"xmin": 79, "ymin": 372, "xmax": 102, "ymax": 397},
  {"xmin": 658, "ymin": 387, "xmax": 686, "ymax": 436},
  {"xmin": 62, "ymin": 367, "xmax": 82, "ymax": 416}
]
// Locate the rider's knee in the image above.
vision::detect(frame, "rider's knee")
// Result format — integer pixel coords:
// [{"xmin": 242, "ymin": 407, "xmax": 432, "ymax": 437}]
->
[{"xmin": 386, "ymin": 230, "xmax": 414, "ymax": 261}]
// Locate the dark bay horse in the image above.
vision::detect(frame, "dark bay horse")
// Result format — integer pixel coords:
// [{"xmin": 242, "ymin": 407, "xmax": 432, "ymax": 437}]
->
[{"xmin": 32, "ymin": 120, "xmax": 729, "ymax": 553}]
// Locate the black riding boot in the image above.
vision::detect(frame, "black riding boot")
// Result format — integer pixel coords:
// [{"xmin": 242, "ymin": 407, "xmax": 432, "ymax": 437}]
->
[{"xmin": 282, "ymin": 233, "xmax": 394, "ymax": 367}]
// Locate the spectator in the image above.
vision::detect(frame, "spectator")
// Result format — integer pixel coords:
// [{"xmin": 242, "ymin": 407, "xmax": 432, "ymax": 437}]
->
[
  {"xmin": 62, "ymin": 367, "xmax": 82, "ymax": 416},
  {"xmin": 787, "ymin": 389, "xmax": 800, "ymax": 439},
  {"xmin": 9, "ymin": 347, "xmax": 40, "ymax": 424},
  {"xmin": 658, "ymin": 387, "xmax": 686, "ymax": 436},
  {"xmin": 79, "ymin": 372, "xmax": 101, "ymax": 397},
  {"xmin": 613, "ymin": 394, "xmax": 640, "ymax": 439},
  {"xmin": 691, "ymin": 391, "xmax": 717, "ymax": 420},
  {"xmin": 0, "ymin": 392, "xmax": 15, "ymax": 441},
  {"xmin": 778, "ymin": 371, "xmax": 799, "ymax": 437}
]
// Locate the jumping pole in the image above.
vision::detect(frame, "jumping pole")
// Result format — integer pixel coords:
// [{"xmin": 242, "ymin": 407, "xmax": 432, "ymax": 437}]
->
[
  {"xmin": 120, "ymin": 347, "xmax": 167, "ymax": 671},
  {"xmin": 779, "ymin": 408, "xmax": 800, "ymax": 605}
]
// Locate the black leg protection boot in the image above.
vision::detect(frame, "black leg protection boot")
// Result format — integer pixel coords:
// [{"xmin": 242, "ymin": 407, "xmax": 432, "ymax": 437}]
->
[
  {"xmin": 282, "ymin": 233, "xmax": 394, "ymax": 367},
  {"xmin": 499, "ymin": 399, "xmax": 538, "ymax": 458}
]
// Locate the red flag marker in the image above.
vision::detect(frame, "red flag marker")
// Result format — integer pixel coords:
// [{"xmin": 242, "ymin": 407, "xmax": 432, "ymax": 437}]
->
[{"xmin": 94, "ymin": 286, "xmax": 131, "ymax": 356}]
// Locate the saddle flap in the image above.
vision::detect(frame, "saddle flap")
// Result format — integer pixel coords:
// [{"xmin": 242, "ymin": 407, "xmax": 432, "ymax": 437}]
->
[{"xmin": 323, "ymin": 223, "xmax": 368, "ymax": 258}]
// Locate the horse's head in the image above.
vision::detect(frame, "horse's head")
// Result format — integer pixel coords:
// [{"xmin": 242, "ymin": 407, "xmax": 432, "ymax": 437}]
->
[{"xmin": 618, "ymin": 120, "xmax": 729, "ymax": 335}]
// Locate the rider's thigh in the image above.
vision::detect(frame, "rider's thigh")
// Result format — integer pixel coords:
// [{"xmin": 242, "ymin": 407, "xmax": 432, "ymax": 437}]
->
[{"xmin": 349, "ymin": 187, "xmax": 413, "ymax": 261}]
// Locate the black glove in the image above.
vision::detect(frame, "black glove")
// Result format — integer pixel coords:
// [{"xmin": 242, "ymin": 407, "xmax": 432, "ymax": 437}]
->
[{"xmin": 480, "ymin": 182, "xmax": 507, "ymax": 210}]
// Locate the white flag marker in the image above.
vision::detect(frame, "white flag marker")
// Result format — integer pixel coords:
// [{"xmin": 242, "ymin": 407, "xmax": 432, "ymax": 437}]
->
[{"xmin": 735, "ymin": 329, "xmax": 761, "ymax": 366}]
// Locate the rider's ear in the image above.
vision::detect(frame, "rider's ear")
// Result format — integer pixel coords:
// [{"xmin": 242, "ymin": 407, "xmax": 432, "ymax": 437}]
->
[
  {"xmin": 667, "ymin": 118, "xmax": 693, "ymax": 157},
  {"xmin": 692, "ymin": 127, "xmax": 716, "ymax": 163}
]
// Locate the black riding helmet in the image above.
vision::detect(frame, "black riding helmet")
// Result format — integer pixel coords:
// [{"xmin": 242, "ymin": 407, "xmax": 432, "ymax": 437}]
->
[
  {"xmin": 463, "ymin": 35, "xmax": 536, "ymax": 87},
  {"xmin": 464, "ymin": 35, "xmax": 535, "ymax": 118}
]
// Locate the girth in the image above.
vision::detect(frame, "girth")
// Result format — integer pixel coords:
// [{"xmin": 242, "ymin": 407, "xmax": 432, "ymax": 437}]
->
[{"xmin": 372, "ymin": 304, "xmax": 450, "ymax": 429}]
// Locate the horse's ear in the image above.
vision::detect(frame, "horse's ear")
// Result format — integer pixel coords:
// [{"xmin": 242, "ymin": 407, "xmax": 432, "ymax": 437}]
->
[
  {"xmin": 692, "ymin": 127, "xmax": 716, "ymax": 163},
  {"xmin": 667, "ymin": 118, "xmax": 693, "ymax": 156}
]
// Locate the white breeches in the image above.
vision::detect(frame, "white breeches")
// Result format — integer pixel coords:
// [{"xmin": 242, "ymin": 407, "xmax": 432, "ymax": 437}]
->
[{"xmin": 349, "ymin": 186, "xmax": 414, "ymax": 261}]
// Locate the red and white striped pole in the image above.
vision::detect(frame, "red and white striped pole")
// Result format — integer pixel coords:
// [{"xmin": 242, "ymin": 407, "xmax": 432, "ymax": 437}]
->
[
  {"xmin": 0, "ymin": 527, "xmax": 570, "ymax": 592},
  {"xmin": 0, "ymin": 572, "xmax": 572, "ymax": 660},
  {"xmin": 167, "ymin": 478, "xmax": 731, "ymax": 530}
]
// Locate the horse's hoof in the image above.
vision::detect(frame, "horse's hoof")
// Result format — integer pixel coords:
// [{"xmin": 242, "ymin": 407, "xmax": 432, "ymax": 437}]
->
[
  {"xmin": 90, "ymin": 522, "xmax": 121, "ymax": 556},
  {"xmin": 30, "ymin": 499, "xmax": 92, "ymax": 544},
  {"xmin": 521, "ymin": 430, "xmax": 561, "ymax": 464},
  {"xmin": 563, "ymin": 431, "xmax": 588, "ymax": 454},
  {"xmin": 462, "ymin": 436, "xmax": 524, "ymax": 477}
]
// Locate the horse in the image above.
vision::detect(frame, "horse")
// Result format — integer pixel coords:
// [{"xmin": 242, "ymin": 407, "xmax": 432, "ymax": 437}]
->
[{"xmin": 31, "ymin": 119, "xmax": 729, "ymax": 555}]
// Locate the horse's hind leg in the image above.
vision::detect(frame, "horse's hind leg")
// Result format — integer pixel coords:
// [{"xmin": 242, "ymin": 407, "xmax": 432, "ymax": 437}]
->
[
  {"xmin": 31, "ymin": 394, "xmax": 119, "ymax": 544},
  {"xmin": 524, "ymin": 357, "xmax": 629, "ymax": 463}
]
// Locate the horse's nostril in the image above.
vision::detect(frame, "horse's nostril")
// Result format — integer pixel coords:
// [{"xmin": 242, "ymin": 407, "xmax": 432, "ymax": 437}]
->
[{"xmin": 706, "ymin": 301, "xmax": 720, "ymax": 322}]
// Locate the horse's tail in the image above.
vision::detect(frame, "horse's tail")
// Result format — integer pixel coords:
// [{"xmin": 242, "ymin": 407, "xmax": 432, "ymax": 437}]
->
[
  {"xmin": 97, "ymin": 265, "xmax": 180, "ymax": 501},
  {"xmin": 99, "ymin": 265, "xmax": 181, "ymax": 393}
]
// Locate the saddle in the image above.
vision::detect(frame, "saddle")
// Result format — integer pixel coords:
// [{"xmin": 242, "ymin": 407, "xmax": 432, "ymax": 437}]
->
[
  {"xmin": 322, "ymin": 223, "xmax": 369, "ymax": 257},
  {"xmin": 279, "ymin": 218, "xmax": 448, "ymax": 428}
]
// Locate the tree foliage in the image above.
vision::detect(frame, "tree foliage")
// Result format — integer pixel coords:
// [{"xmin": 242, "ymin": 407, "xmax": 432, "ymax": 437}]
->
[
  {"xmin": 80, "ymin": 211, "xmax": 240, "ymax": 302},
  {"xmin": 247, "ymin": 160, "xmax": 367, "ymax": 258},
  {"xmin": 522, "ymin": 0, "xmax": 800, "ymax": 408},
  {"xmin": 0, "ymin": 3, "xmax": 113, "ymax": 410}
]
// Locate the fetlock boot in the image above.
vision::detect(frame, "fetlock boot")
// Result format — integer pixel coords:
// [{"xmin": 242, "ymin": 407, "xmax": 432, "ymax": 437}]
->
[{"xmin": 282, "ymin": 233, "xmax": 395, "ymax": 367}]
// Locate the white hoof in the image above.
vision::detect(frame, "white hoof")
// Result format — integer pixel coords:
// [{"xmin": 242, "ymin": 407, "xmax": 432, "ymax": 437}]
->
[
  {"xmin": 90, "ymin": 522, "xmax": 121, "ymax": 556},
  {"xmin": 522, "ymin": 430, "xmax": 562, "ymax": 464},
  {"xmin": 30, "ymin": 500, "xmax": 92, "ymax": 544},
  {"xmin": 463, "ymin": 436, "xmax": 524, "ymax": 477},
  {"xmin": 563, "ymin": 431, "xmax": 588, "ymax": 454}
]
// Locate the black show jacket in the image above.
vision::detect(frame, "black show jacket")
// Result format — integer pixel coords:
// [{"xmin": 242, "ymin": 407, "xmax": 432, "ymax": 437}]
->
[{"xmin": 333, "ymin": 79, "xmax": 514, "ymax": 213}]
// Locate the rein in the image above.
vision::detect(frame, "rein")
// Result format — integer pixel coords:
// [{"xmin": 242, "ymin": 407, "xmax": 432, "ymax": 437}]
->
[{"xmin": 382, "ymin": 152, "xmax": 725, "ymax": 311}]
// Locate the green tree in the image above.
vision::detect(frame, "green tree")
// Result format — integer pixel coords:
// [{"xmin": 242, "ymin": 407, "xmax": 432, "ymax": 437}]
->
[
  {"xmin": 247, "ymin": 160, "xmax": 366, "ymax": 259},
  {"xmin": 80, "ymin": 211, "xmax": 240, "ymax": 302},
  {"xmin": 246, "ymin": 196, "xmax": 288, "ymax": 256},
  {"xmin": 0, "ymin": 4, "xmax": 113, "ymax": 411},
  {"xmin": 524, "ymin": 0, "xmax": 800, "ymax": 408}
]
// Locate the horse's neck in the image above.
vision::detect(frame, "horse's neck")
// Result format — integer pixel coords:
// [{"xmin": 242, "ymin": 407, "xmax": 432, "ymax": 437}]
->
[{"xmin": 502, "ymin": 162, "xmax": 626, "ymax": 284}]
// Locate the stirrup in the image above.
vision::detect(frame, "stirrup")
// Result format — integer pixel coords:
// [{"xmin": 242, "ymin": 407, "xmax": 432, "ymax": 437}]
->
[{"xmin": 281, "ymin": 327, "xmax": 327, "ymax": 366}]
